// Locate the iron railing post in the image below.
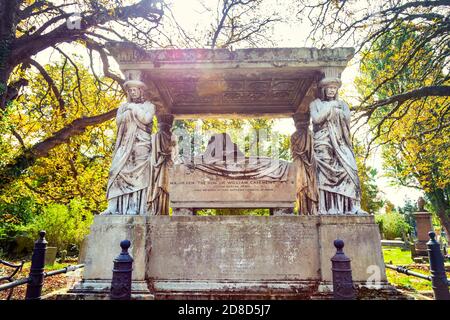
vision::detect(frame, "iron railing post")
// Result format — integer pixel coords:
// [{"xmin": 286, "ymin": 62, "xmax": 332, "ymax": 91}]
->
[
  {"xmin": 427, "ymin": 231, "xmax": 450, "ymax": 300},
  {"xmin": 25, "ymin": 230, "xmax": 47, "ymax": 300},
  {"xmin": 331, "ymin": 239, "xmax": 355, "ymax": 300},
  {"xmin": 110, "ymin": 240, "xmax": 133, "ymax": 300}
]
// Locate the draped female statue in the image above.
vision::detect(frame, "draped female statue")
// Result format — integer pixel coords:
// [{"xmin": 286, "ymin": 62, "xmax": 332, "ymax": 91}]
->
[
  {"xmin": 149, "ymin": 114, "xmax": 177, "ymax": 215},
  {"xmin": 310, "ymin": 77, "xmax": 365, "ymax": 214},
  {"xmin": 102, "ymin": 80, "xmax": 155, "ymax": 215},
  {"xmin": 290, "ymin": 113, "xmax": 319, "ymax": 215}
]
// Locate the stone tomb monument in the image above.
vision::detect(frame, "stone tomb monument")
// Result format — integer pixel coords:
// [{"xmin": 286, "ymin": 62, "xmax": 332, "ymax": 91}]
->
[{"xmin": 71, "ymin": 45, "xmax": 394, "ymax": 299}]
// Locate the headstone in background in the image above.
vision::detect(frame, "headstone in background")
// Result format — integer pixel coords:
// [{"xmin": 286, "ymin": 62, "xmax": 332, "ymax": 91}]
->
[
  {"xmin": 44, "ymin": 246, "xmax": 57, "ymax": 266},
  {"xmin": 413, "ymin": 197, "xmax": 433, "ymax": 258}
]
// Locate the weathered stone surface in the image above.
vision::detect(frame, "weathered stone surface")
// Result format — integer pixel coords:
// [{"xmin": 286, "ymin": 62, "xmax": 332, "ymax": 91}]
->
[
  {"xmin": 413, "ymin": 212, "xmax": 433, "ymax": 256},
  {"xmin": 169, "ymin": 164, "xmax": 296, "ymax": 209},
  {"xmin": 72, "ymin": 215, "xmax": 387, "ymax": 299},
  {"xmin": 318, "ymin": 215, "xmax": 387, "ymax": 282},
  {"xmin": 44, "ymin": 247, "xmax": 57, "ymax": 266},
  {"xmin": 69, "ymin": 279, "xmax": 153, "ymax": 299},
  {"xmin": 311, "ymin": 79, "xmax": 365, "ymax": 215},
  {"xmin": 102, "ymin": 81, "xmax": 154, "ymax": 215},
  {"xmin": 152, "ymin": 280, "xmax": 319, "ymax": 300},
  {"xmin": 146, "ymin": 216, "xmax": 320, "ymax": 281},
  {"xmin": 80, "ymin": 215, "xmax": 147, "ymax": 281},
  {"xmin": 108, "ymin": 45, "xmax": 355, "ymax": 65},
  {"xmin": 106, "ymin": 44, "xmax": 355, "ymax": 118}
]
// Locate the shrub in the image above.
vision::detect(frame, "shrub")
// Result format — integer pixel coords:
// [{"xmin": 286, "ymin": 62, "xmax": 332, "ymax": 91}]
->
[
  {"xmin": 375, "ymin": 212, "xmax": 412, "ymax": 240},
  {"xmin": 0, "ymin": 196, "xmax": 39, "ymax": 256},
  {"xmin": 23, "ymin": 198, "xmax": 93, "ymax": 251}
]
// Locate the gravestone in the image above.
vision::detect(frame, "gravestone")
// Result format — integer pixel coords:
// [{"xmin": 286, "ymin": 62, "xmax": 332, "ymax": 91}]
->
[{"xmin": 413, "ymin": 197, "xmax": 434, "ymax": 257}]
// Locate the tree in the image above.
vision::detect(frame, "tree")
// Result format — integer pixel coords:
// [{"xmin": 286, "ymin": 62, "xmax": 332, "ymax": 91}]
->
[
  {"xmin": 375, "ymin": 211, "xmax": 411, "ymax": 240},
  {"xmin": 354, "ymin": 142, "xmax": 385, "ymax": 214},
  {"xmin": 355, "ymin": 25, "xmax": 450, "ymax": 235},
  {"xmin": 0, "ymin": 59, "xmax": 121, "ymax": 255},
  {"xmin": 1, "ymin": 59, "xmax": 121, "ymax": 212},
  {"xmin": 204, "ymin": 0, "xmax": 282, "ymax": 48},
  {"xmin": 0, "ymin": 0, "xmax": 164, "ymax": 191},
  {"xmin": 397, "ymin": 198, "xmax": 418, "ymax": 231},
  {"xmin": 0, "ymin": 0, "xmax": 285, "ymax": 191},
  {"xmin": 295, "ymin": 0, "xmax": 450, "ymax": 142}
]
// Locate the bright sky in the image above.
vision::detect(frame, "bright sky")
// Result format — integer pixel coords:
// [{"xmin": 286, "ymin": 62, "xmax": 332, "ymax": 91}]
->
[{"xmin": 36, "ymin": 0, "xmax": 422, "ymax": 208}]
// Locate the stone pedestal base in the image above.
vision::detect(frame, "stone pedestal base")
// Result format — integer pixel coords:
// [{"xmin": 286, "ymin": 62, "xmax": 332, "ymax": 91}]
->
[
  {"xmin": 68, "ymin": 280, "xmax": 154, "ymax": 300},
  {"xmin": 314, "ymin": 282, "xmax": 408, "ymax": 300},
  {"xmin": 68, "ymin": 215, "xmax": 152, "ymax": 299},
  {"xmin": 414, "ymin": 240, "xmax": 429, "ymax": 257},
  {"xmin": 66, "ymin": 214, "xmax": 392, "ymax": 299},
  {"xmin": 413, "ymin": 211, "xmax": 433, "ymax": 257},
  {"xmin": 151, "ymin": 279, "xmax": 319, "ymax": 300}
]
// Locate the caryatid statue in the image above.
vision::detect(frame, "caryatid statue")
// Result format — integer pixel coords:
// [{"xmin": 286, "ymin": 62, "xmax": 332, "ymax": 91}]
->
[
  {"xmin": 148, "ymin": 114, "xmax": 177, "ymax": 215},
  {"xmin": 310, "ymin": 77, "xmax": 365, "ymax": 214},
  {"xmin": 290, "ymin": 112, "xmax": 319, "ymax": 215},
  {"xmin": 102, "ymin": 80, "xmax": 155, "ymax": 215}
]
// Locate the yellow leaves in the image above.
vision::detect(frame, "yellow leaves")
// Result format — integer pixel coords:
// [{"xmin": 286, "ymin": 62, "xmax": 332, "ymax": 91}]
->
[
  {"xmin": 2, "ymin": 213, "xmax": 20, "ymax": 224},
  {"xmin": 1, "ymin": 60, "xmax": 122, "ymax": 213},
  {"xmin": 356, "ymin": 26, "xmax": 450, "ymax": 195}
]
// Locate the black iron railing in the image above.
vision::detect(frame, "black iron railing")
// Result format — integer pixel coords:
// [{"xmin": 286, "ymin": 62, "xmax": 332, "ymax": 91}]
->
[
  {"xmin": 385, "ymin": 264, "xmax": 450, "ymax": 285},
  {"xmin": 1, "ymin": 231, "xmax": 133, "ymax": 300},
  {"xmin": 0, "ymin": 259, "xmax": 25, "ymax": 300},
  {"xmin": 0, "ymin": 231, "xmax": 84, "ymax": 300},
  {"xmin": 385, "ymin": 231, "xmax": 450, "ymax": 300}
]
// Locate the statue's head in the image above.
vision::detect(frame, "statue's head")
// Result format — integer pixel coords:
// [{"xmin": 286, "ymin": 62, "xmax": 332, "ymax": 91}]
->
[
  {"xmin": 417, "ymin": 197, "xmax": 426, "ymax": 212},
  {"xmin": 124, "ymin": 80, "xmax": 147, "ymax": 103},
  {"xmin": 318, "ymin": 77, "xmax": 342, "ymax": 101}
]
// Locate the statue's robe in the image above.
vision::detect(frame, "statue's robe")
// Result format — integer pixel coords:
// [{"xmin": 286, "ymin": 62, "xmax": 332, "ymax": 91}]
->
[
  {"xmin": 106, "ymin": 101, "xmax": 155, "ymax": 215},
  {"xmin": 310, "ymin": 98, "xmax": 362, "ymax": 214},
  {"xmin": 290, "ymin": 128, "xmax": 318, "ymax": 215},
  {"xmin": 149, "ymin": 129, "xmax": 175, "ymax": 215}
]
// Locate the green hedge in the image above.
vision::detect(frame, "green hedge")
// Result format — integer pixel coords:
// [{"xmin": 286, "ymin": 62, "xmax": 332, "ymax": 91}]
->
[{"xmin": 375, "ymin": 212, "xmax": 412, "ymax": 240}]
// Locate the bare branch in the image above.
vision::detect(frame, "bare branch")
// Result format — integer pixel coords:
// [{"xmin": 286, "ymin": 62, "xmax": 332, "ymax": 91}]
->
[
  {"xmin": 26, "ymin": 58, "xmax": 66, "ymax": 115},
  {"xmin": 361, "ymin": 86, "xmax": 450, "ymax": 111}
]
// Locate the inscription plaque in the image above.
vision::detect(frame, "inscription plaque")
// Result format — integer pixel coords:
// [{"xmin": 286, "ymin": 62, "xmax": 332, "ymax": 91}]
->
[{"xmin": 169, "ymin": 163, "xmax": 296, "ymax": 209}]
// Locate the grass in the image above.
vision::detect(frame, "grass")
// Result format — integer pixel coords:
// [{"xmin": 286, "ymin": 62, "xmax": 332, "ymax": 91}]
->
[
  {"xmin": 382, "ymin": 246, "xmax": 449, "ymax": 294},
  {"xmin": 382, "ymin": 247, "xmax": 414, "ymax": 265}
]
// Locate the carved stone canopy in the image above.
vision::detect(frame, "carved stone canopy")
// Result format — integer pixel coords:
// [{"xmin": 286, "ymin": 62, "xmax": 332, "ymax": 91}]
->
[{"xmin": 107, "ymin": 42, "xmax": 354, "ymax": 119}]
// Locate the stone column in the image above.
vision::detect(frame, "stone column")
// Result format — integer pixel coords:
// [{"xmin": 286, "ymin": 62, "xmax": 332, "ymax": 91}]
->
[{"xmin": 413, "ymin": 197, "xmax": 434, "ymax": 257}]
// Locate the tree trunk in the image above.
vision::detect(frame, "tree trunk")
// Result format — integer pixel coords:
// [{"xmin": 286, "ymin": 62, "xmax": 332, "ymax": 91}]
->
[
  {"xmin": 0, "ymin": 0, "xmax": 19, "ymax": 109},
  {"xmin": 427, "ymin": 189, "xmax": 450, "ymax": 237}
]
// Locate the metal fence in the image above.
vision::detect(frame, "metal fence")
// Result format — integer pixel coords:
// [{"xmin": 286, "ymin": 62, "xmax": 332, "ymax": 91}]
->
[
  {"xmin": 384, "ymin": 231, "xmax": 450, "ymax": 300},
  {"xmin": 0, "ymin": 231, "xmax": 133, "ymax": 300},
  {"xmin": 329, "ymin": 231, "xmax": 450, "ymax": 300},
  {"xmin": 0, "ymin": 231, "xmax": 84, "ymax": 300}
]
